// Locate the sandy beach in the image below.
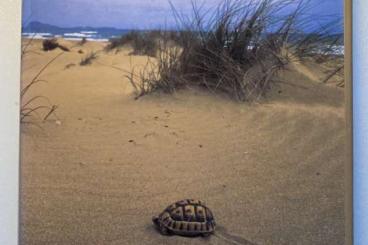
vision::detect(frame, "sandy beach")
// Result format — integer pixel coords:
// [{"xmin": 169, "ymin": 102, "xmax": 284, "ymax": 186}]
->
[{"xmin": 20, "ymin": 39, "xmax": 345, "ymax": 245}]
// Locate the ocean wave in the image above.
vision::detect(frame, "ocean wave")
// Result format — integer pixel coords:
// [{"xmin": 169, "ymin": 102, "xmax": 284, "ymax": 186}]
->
[
  {"xmin": 63, "ymin": 33, "xmax": 94, "ymax": 38},
  {"xmin": 22, "ymin": 32, "xmax": 52, "ymax": 36},
  {"xmin": 331, "ymin": 45, "xmax": 344, "ymax": 55},
  {"xmin": 314, "ymin": 45, "xmax": 344, "ymax": 55},
  {"xmin": 81, "ymin": 31, "xmax": 98, "ymax": 34},
  {"xmin": 63, "ymin": 37, "xmax": 108, "ymax": 42},
  {"xmin": 22, "ymin": 34, "xmax": 48, "ymax": 39}
]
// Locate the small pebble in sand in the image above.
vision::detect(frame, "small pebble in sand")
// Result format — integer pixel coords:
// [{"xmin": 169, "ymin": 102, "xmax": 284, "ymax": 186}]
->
[
  {"xmin": 199, "ymin": 144, "xmax": 203, "ymax": 148},
  {"xmin": 164, "ymin": 125, "xmax": 169, "ymax": 128},
  {"xmin": 131, "ymin": 121, "xmax": 136, "ymax": 124},
  {"xmin": 78, "ymin": 118, "xmax": 83, "ymax": 121},
  {"xmin": 129, "ymin": 140, "xmax": 135, "ymax": 143},
  {"xmin": 55, "ymin": 120, "xmax": 62, "ymax": 126},
  {"xmin": 154, "ymin": 116, "xmax": 159, "ymax": 120},
  {"xmin": 316, "ymin": 172, "xmax": 321, "ymax": 176}
]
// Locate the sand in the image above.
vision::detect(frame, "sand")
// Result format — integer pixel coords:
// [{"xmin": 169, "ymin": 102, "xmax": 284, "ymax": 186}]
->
[{"xmin": 20, "ymin": 39, "xmax": 346, "ymax": 245}]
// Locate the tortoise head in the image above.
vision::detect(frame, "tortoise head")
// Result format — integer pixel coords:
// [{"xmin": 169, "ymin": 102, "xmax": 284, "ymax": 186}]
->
[
  {"xmin": 152, "ymin": 215, "xmax": 170, "ymax": 235},
  {"xmin": 152, "ymin": 216, "xmax": 160, "ymax": 227}
]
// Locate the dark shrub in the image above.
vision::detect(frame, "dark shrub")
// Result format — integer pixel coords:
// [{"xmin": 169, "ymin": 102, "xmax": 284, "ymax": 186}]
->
[
  {"xmin": 79, "ymin": 37, "xmax": 87, "ymax": 46},
  {"xmin": 105, "ymin": 31, "xmax": 141, "ymax": 51},
  {"xmin": 42, "ymin": 39, "xmax": 59, "ymax": 51},
  {"xmin": 42, "ymin": 38, "xmax": 70, "ymax": 52},
  {"xmin": 126, "ymin": 0, "xmax": 341, "ymax": 101},
  {"xmin": 105, "ymin": 31, "xmax": 159, "ymax": 57},
  {"xmin": 80, "ymin": 52, "xmax": 98, "ymax": 66}
]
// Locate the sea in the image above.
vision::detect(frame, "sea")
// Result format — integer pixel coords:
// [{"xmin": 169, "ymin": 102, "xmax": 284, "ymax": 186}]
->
[
  {"xmin": 22, "ymin": 21, "xmax": 131, "ymax": 42},
  {"xmin": 22, "ymin": 22, "xmax": 344, "ymax": 55},
  {"xmin": 21, "ymin": 30, "xmax": 130, "ymax": 42}
]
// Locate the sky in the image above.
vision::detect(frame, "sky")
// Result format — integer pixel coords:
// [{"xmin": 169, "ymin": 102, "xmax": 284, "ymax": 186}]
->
[{"xmin": 22, "ymin": 0, "xmax": 343, "ymax": 30}]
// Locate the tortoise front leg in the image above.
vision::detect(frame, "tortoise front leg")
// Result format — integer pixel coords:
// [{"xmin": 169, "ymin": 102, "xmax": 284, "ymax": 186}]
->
[{"xmin": 159, "ymin": 224, "xmax": 170, "ymax": 235}]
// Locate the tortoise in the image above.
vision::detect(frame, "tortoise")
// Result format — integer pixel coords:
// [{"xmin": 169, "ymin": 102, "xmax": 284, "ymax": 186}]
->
[{"xmin": 152, "ymin": 199, "xmax": 216, "ymax": 237}]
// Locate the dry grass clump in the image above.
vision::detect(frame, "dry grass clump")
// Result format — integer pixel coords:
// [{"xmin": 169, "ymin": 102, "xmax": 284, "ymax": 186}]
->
[
  {"xmin": 105, "ymin": 30, "xmax": 181, "ymax": 57},
  {"xmin": 42, "ymin": 38, "xmax": 59, "ymax": 51},
  {"xmin": 105, "ymin": 31, "xmax": 140, "ymax": 52},
  {"xmin": 173, "ymin": 1, "xmax": 288, "ymax": 101},
  {"xmin": 42, "ymin": 38, "xmax": 70, "ymax": 52},
  {"xmin": 79, "ymin": 37, "xmax": 87, "ymax": 46},
  {"xmin": 130, "ymin": 32, "xmax": 158, "ymax": 57},
  {"xmin": 125, "ymin": 41, "xmax": 184, "ymax": 98},
  {"xmin": 105, "ymin": 31, "xmax": 160, "ymax": 57},
  {"xmin": 80, "ymin": 52, "xmax": 98, "ymax": 66},
  {"xmin": 21, "ymin": 50, "xmax": 62, "ymax": 123},
  {"xmin": 126, "ymin": 0, "xmax": 342, "ymax": 101}
]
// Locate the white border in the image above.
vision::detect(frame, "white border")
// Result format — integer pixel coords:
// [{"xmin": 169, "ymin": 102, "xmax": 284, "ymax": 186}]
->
[
  {"xmin": 353, "ymin": 1, "xmax": 368, "ymax": 244},
  {"xmin": 0, "ymin": 0, "xmax": 21, "ymax": 244}
]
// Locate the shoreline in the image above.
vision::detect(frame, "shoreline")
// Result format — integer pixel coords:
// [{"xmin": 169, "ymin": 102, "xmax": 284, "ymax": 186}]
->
[
  {"xmin": 21, "ymin": 35, "xmax": 345, "ymax": 56},
  {"xmin": 22, "ymin": 36, "xmax": 110, "ymax": 43}
]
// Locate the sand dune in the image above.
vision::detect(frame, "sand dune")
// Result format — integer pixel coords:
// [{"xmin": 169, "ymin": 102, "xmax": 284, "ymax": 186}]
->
[{"xmin": 20, "ymin": 40, "xmax": 345, "ymax": 245}]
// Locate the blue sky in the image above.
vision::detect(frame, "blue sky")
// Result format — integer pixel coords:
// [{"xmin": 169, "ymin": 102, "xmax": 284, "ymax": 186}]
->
[{"xmin": 22, "ymin": 0, "xmax": 343, "ymax": 30}]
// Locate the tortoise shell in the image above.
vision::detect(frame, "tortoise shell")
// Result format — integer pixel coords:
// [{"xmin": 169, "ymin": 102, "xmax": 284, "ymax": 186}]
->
[{"xmin": 152, "ymin": 199, "xmax": 216, "ymax": 236}]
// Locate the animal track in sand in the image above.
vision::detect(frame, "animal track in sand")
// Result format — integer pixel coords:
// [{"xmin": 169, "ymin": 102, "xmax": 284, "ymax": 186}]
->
[
  {"xmin": 170, "ymin": 132, "xmax": 178, "ymax": 137},
  {"xmin": 144, "ymin": 132, "xmax": 158, "ymax": 138},
  {"xmin": 164, "ymin": 110, "xmax": 171, "ymax": 117},
  {"xmin": 64, "ymin": 63, "xmax": 76, "ymax": 69}
]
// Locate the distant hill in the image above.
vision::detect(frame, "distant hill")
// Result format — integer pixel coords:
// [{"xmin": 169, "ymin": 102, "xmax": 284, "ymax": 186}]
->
[{"xmin": 23, "ymin": 21, "xmax": 128, "ymax": 33}]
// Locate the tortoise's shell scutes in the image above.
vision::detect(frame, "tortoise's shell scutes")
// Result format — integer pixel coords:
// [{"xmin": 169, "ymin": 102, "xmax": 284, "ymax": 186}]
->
[{"xmin": 157, "ymin": 199, "xmax": 216, "ymax": 235}]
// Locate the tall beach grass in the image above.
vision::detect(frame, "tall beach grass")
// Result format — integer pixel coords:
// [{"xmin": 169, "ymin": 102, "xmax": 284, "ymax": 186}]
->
[{"xmin": 123, "ymin": 0, "xmax": 342, "ymax": 101}]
